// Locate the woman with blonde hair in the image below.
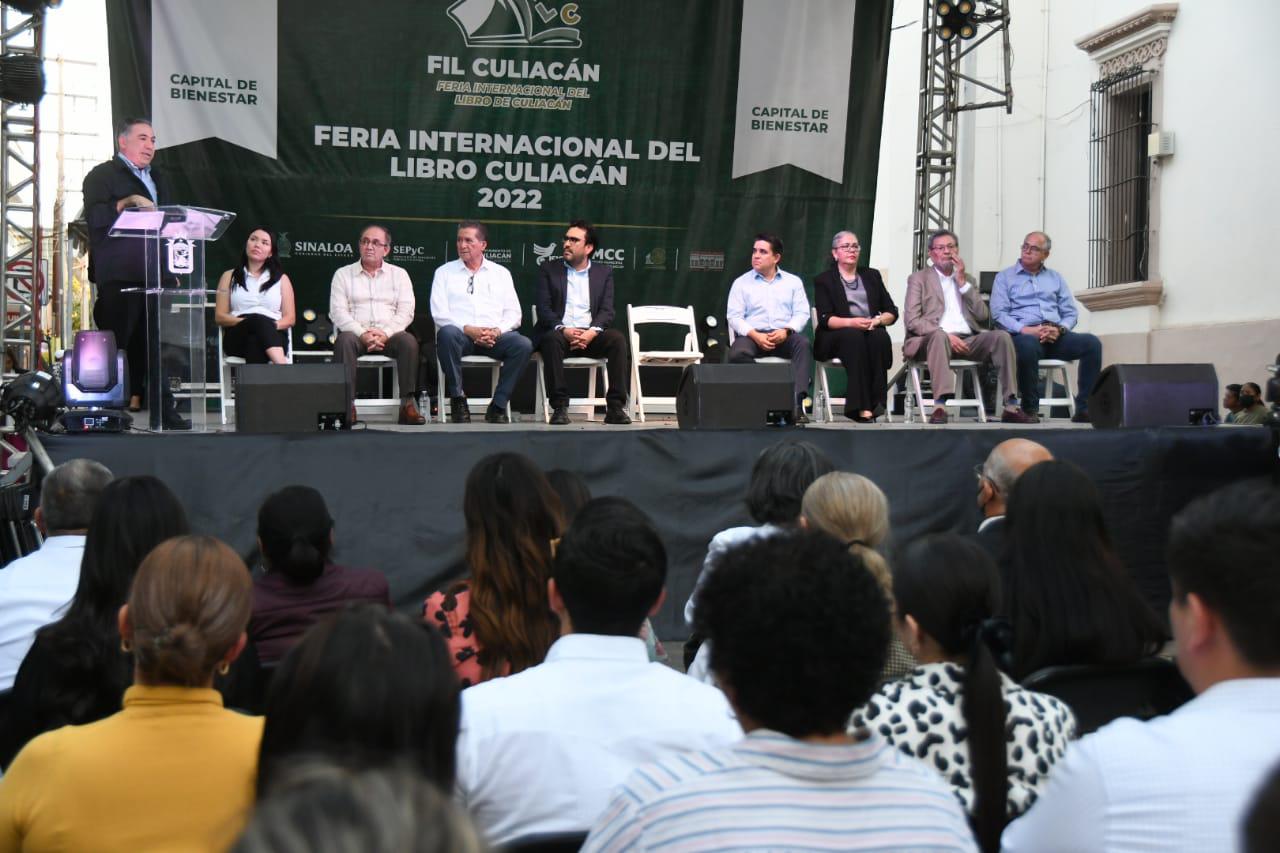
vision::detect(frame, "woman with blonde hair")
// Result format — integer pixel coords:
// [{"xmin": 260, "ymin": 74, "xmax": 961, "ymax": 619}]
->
[
  {"xmin": 801, "ymin": 471, "xmax": 915, "ymax": 680},
  {"xmin": 0, "ymin": 535, "xmax": 262, "ymax": 851}
]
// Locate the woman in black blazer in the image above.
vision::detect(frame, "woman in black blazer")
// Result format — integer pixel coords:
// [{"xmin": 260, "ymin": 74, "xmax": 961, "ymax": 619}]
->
[{"xmin": 813, "ymin": 232, "xmax": 898, "ymax": 421}]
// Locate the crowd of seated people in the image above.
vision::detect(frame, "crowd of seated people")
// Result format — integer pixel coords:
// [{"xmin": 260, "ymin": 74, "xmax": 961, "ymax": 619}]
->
[{"xmin": 0, "ymin": 447, "xmax": 1276, "ymax": 853}]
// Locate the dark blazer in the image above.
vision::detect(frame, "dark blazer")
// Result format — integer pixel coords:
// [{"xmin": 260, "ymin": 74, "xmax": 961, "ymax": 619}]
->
[
  {"xmin": 813, "ymin": 266, "xmax": 898, "ymax": 357},
  {"xmin": 82, "ymin": 156, "xmax": 172, "ymax": 286},
  {"xmin": 531, "ymin": 259, "xmax": 616, "ymax": 349}
]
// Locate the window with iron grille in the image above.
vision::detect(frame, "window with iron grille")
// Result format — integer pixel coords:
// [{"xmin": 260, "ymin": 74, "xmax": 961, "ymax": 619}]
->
[{"xmin": 1087, "ymin": 67, "xmax": 1156, "ymax": 288}]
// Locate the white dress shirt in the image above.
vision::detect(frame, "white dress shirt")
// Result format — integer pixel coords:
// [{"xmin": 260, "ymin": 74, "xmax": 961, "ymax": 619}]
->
[
  {"xmin": 725, "ymin": 269, "xmax": 810, "ymax": 338},
  {"xmin": 0, "ymin": 535, "xmax": 86, "ymax": 690},
  {"xmin": 456, "ymin": 633, "xmax": 742, "ymax": 845},
  {"xmin": 430, "ymin": 257, "xmax": 522, "ymax": 332},
  {"xmin": 1002, "ymin": 677, "xmax": 1280, "ymax": 852},
  {"xmin": 328, "ymin": 260, "xmax": 415, "ymax": 336},
  {"xmin": 937, "ymin": 270, "xmax": 972, "ymax": 335}
]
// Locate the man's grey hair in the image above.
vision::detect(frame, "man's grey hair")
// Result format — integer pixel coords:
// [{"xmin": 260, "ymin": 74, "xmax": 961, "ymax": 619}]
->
[
  {"xmin": 115, "ymin": 117, "xmax": 152, "ymax": 139},
  {"xmin": 1027, "ymin": 231, "xmax": 1052, "ymax": 251},
  {"xmin": 928, "ymin": 229, "xmax": 958, "ymax": 251},
  {"xmin": 40, "ymin": 459, "xmax": 114, "ymax": 532},
  {"xmin": 981, "ymin": 451, "xmax": 1020, "ymax": 497},
  {"xmin": 831, "ymin": 231, "xmax": 858, "ymax": 250},
  {"xmin": 457, "ymin": 220, "xmax": 488, "ymax": 242}
]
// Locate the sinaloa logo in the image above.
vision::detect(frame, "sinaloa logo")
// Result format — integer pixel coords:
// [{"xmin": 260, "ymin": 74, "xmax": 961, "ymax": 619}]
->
[
  {"xmin": 448, "ymin": 0, "xmax": 581, "ymax": 49},
  {"xmin": 277, "ymin": 232, "xmax": 293, "ymax": 259},
  {"xmin": 532, "ymin": 242, "xmax": 558, "ymax": 263},
  {"xmin": 290, "ymin": 240, "xmax": 355, "ymax": 259}
]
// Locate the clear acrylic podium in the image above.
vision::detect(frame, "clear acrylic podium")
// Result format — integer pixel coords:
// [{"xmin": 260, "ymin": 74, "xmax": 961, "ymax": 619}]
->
[{"xmin": 109, "ymin": 205, "xmax": 235, "ymax": 431}]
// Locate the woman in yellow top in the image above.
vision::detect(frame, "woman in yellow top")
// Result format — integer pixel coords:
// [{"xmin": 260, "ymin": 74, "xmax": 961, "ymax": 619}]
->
[{"xmin": 0, "ymin": 535, "xmax": 263, "ymax": 853}]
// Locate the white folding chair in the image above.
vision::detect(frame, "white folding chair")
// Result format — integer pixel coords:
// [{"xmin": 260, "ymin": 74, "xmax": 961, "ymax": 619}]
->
[
  {"xmin": 1037, "ymin": 359, "xmax": 1077, "ymax": 418},
  {"xmin": 894, "ymin": 359, "xmax": 993, "ymax": 423},
  {"xmin": 626, "ymin": 304, "xmax": 703, "ymax": 423},
  {"xmin": 435, "ymin": 328, "xmax": 511, "ymax": 422},
  {"xmin": 219, "ymin": 325, "xmax": 293, "ymax": 426},
  {"xmin": 811, "ymin": 307, "xmax": 844, "ymax": 423},
  {"xmin": 529, "ymin": 305, "xmax": 609, "ymax": 423},
  {"xmin": 354, "ymin": 354, "xmax": 400, "ymax": 420}
]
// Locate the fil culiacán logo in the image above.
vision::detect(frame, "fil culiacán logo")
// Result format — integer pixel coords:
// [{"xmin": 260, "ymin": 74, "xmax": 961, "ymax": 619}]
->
[{"xmin": 447, "ymin": 0, "xmax": 581, "ymax": 49}]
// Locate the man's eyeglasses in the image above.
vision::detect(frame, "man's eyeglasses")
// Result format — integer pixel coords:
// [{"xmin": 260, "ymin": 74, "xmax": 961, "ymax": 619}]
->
[
  {"xmin": 835, "ymin": 243, "xmax": 860, "ymax": 251},
  {"xmin": 1021, "ymin": 244, "xmax": 1047, "ymax": 254},
  {"xmin": 467, "ymin": 274, "xmax": 475, "ymax": 295},
  {"xmin": 359, "ymin": 238, "xmax": 387, "ymax": 248}
]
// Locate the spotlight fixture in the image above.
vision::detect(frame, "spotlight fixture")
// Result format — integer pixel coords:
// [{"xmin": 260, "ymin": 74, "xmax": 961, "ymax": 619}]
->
[
  {"xmin": 1, "ymin": 370, "xmax": 62, "ymax": 431},
  {"xmin": 2, "ymin": 0, "xmax": 61, "ymax": 14},
  {"xmin": 0, "ymin": 53, "xmax": 45, "ymax": 105},
  {"xmin": 294, "ymin": 308, "xmax": 334, "ymax": 351},
  {"xmin": 936, "ymin": 0, "xmax": 977, "ymax": 41}
]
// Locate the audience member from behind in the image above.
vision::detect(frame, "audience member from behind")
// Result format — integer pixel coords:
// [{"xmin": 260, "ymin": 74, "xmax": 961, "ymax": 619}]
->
[
  {"xmin": 1001, "ymin": 459, "xmax": 1165, "ymax": 679},
  {"xmin": 1232, "ymin": 381, "xmax": 1270, "ymax": 425},
  {"xmin": 256, "ymin": 605, "xmax": 460, "ymax": 795},
  {"xmin": 0, "ymin": 475, "xmax": 189, "ymax": 769},
  {"xmin": 585, "ymin": 531, "xmax": 975, "ymax": 852},
  {"xmin": 424, "ymin": 452, "xmax": 562, "ymax": 687},
  {"xmin": 973, "ymin": 438, "xmax": 1053, "ymax": 561},
  {"xmin": 851, "ymin": 535, "xmax": 1075, "ymax": 851},
  {"xmin": 235, "ymin": 760, "xmax": 485, "ymax": 853},
  {"xmin": 685, "ymin": 439, "xmax": 834, "ymax": 624},
  {"xmin": 459, "ymin": 497, "xmax": 741, "ymax": 845},
  {"xmin": 800, "ymin": 471, "xmax": 916, "ymax": 680},
  {"xmin": 0, "ymin": 535, "xmax": 262, "ymax": 851},
  {"xmin": 1243, "ymin": 761, "xmax": 1280, "ymax": 853},
  {"xmin": 250, "ymin": 486, "xmax": 390, "ymax": 665},
  {"xmin": 0, "ymin": 458, "xmax": 112, "ymax": 691},
  {"xmin": 1004, "ymin": 480, "xmax": 1280, "ymax": 851}
]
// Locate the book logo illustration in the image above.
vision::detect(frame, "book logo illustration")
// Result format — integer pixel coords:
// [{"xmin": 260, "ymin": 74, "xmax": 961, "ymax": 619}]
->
[
  {"xmin": 448, "ymin": 0, "xmax": 582, "ymax": 48},
  {"xmin": 532, "ymin": 242, "xmax": 559, "ymax": 263}
]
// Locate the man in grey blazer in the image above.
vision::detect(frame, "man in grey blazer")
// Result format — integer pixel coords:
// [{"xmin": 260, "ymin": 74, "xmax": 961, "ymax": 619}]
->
[
  {"xmin": 531, "ymin": 220, "xmax": 631, "ymax": 425},
  {"xmin": 902, "ymin": 230, "xmax": 1036, "ymax": 424}
]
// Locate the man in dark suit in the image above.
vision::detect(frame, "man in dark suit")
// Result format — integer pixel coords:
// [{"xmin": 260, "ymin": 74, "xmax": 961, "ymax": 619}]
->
[
  {"xmin": 973, "ymin": 437, "xmax": 1053, "ymax": 561},
  {"xmin": 82, "ymin": 117, "xmax": 175, "ymax": 421},
  {"xmin": 531, "ymin": 221, "xmax": 631, "ymax": 425},
  {"xmin": 813, "ymin": 231, "xmax": 898, "ymax": 422}
]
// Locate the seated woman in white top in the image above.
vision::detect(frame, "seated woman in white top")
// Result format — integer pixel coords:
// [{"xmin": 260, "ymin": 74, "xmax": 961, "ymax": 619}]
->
[
  {"xmin": 850, "ymin": 533, "xmax": 1076, "ymax": 853},
  {"xmin": 216, "ymin": 227, "xmax": 296, "ymax": 364}
]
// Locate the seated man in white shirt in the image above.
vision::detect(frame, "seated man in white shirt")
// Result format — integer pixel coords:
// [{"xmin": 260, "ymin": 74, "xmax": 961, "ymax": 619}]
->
[
  {"xmin": 0, "ymin": 458, "xmax": 113, "ymax": 689},
  {"xmin": 585, "ymin": 530, "xmax": 976, "ymax": 853},
  {"xmin": 1003, "ymin": 479, "xmax": 1280, "ymax": 852},
  {"xmin": 726, "ymin": 233, "xmax": 814, "ymax": 423},
  {"xmin": 430, "ymin": 221, "xmax": 532, "ymax": 424},
  {"xmin": 456, "ymin": 497, "xmax": 742, "ymax": 846},
  {"xmin": 329, "ymin": 223, "xmax": 424, "ymax": 426}
]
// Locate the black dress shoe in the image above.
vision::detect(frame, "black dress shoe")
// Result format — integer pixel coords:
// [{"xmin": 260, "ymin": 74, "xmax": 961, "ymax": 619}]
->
[
  {"xmin": 604, "ymin": 404, "xmax": 632, "ymax": 425},
  {"xmin": 549, "ymin": 406, "xmax": 570, "ymax": 425},
  {"xmin": 450, "ymin": 397, "xmax": 471, "ymax": 424},
  {"xmin": 1071, "ymin": 410, "xmax": 1091, "ymax": 424},
  {"xmin": 162, "ymin": 410, "xmax": 191, "ymax": 431},
  {"xmin": 484, "ymin": 404, "xmax": 510, "ymax": 424}
]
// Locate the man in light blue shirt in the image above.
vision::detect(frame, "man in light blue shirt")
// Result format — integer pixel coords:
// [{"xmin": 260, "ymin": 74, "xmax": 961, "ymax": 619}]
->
[
  {"xmin": 990, "ymin": 231, "xmax": 1101, "ymax": 422},
  {"xmin": 726, "ymin": 233, "xmax": 813, "ymax": 421}
]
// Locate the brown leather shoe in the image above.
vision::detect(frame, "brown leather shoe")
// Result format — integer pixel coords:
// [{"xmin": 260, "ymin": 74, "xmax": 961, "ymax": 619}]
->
[
  {"xmin": 928, "ymin": 407, "xmax": 949, "ymax": 425},
  {"xmin": 399, "ymin": 399, "xmax": 426, "ymax": 425},
  {"xmin": 1001, "ymin": 408, "xmax": 1040, "ymax": 425}
]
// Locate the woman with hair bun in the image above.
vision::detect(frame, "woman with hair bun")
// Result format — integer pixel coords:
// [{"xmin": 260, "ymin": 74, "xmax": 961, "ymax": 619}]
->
[
  {"xmin": 850, "ymin": 534, "xmax": 1076, "ymax": 853},
  {"xmin": 249, "ymin": 485, "xmax": 390, "ymax": 665},
  {"xmin": 0, "ymin": 535, "xmax": 263, "ymax": 851}
]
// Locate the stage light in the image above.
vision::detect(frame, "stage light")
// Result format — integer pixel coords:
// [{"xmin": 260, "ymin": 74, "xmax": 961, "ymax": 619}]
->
[
  {"xmin": 1, "ymin": 370, "xmax": 62, "ymax": 431},
  {"xmin": 61, "ymin": 330, "xmax": 128, "ymax": 410},
  {"xmin": 0, "ymin": 54, "xmax": 44, "ymax": 105},
  {"xmin": 302, "ymin": 308, "xmax": 317, "ymax": 322},
  {"xmin": 2, "ymin": 0, "xmax": 61, "ymax": 13},
  {"xmin": 302, "ymin": 332, "xmax": 317, "ymax": 345},
  {"xmin": 935, "ymin": 0, "xmax": 977, "ymax": 41}
]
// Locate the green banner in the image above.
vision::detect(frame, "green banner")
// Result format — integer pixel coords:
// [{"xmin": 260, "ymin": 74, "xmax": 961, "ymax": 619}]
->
[{"xmin": 105, "ymin": 0, "xmax": 892, "ymax": 340}]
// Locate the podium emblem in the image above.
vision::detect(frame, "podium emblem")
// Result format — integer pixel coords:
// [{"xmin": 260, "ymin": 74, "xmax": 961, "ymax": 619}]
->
[{"xmin": 167, "ymin": 238, "xmax": 194, "ymax": 274}]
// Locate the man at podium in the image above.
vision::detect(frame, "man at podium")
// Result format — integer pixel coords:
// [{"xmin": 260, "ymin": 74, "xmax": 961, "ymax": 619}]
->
[{"xmin": 82, "ymin": 117, "xmax": 172, "ymax": 420}]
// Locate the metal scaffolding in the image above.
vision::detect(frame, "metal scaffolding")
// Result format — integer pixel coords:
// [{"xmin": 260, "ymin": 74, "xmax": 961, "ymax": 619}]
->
[
  {"xmin": 912, "ymin": 0, "xmax": 1013, "ymax": 271},
  {"xmin": 1, "ymin": 5, "xmax": 44, "ymax": 376}
]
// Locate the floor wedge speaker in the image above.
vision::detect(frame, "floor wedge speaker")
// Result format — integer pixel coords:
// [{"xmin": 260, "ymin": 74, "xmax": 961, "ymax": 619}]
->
[
  {"xmin": 1087, "ymin": 363, "xmax": 1218, "ymax": 428},
  {"xmin": 235, "ymin": 363, "xmax": 347, "ymax": 433},
  {"xmin": 676, "ymin": 363, "xmax": 794, "ymax": 429}
]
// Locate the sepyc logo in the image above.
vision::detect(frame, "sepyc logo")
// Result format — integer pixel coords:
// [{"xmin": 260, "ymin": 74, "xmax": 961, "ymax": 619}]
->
[
  {"xmin": 448, "ymin": 0, "xmax": 582, "ymax": 48},
  {"xmin": 533, "ymin": 242, "xmax": 558, "ymax": 264}
]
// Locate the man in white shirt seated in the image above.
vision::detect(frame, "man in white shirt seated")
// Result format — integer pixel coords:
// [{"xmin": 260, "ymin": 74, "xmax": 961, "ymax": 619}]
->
[
  {"xmin": 456, "ymin": 497, "xmax": 742, "ymax": 846},
  {"xmin": 726, "ymin": 233, "xmax": 814, "ymax": 423},
  {"xmin": 585, "ymin": 530, "xmax": 976, "ymax": 852},
  {"xmin": 329, "ymin": 223, "xmax": 424, "ymax": 426},
  {"xmin": 0, "ymin": 459, "xmax": 113, "ymax": 689},
  {"xmin": 1003, "ymin": 479, "xmax": 1280, "ymax": 852},
  {"xmin": 430, "ymin": 220, "xmax": 532, "ymax": 424}
]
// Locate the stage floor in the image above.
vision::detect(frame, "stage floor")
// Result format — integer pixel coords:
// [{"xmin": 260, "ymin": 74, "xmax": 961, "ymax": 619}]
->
[{"xmin": 42, "ymin": 418, "xmax": 1276, "ymax": 640}]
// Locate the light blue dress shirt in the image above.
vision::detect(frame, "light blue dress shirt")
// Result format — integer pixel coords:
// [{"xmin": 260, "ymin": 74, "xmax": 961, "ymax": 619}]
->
[
  {"xmin": 726, "ymin": 268, "xmax": 810, "ymax": 338},
  {"xmin": 991, "ymin": 261, "xmax": 1078, "ymax": 333},
  {"xmin": 118, "ymin": 153, "xmax": 157, "ymax": 203},
  {"xmin": 560, "ymin": 263, "xmax": 597, "ymax": 329}
]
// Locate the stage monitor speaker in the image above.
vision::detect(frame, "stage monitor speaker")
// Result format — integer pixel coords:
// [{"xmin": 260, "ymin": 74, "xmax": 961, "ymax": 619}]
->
[
  {"xmin": 676, "ymin": 363, "xmax": 794, "ymax": 429},
  {"xmin": 1087, "ymin": 363, "xmax": 1218, "ymax": 428},
  {"xmin": 235, "ymin": 363, "xmax": 347, "ymax": 433}
]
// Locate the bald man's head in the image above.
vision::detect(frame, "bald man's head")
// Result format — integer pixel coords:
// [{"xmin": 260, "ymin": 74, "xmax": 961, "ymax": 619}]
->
[{"xmin": 978, "ymin": 439, "xmax": 1053, "ymax": 518}]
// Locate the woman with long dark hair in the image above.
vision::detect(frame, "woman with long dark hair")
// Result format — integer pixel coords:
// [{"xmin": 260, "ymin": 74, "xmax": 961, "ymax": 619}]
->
[
  {"xmin": 0, "ymin": 476, "xmax": 189, "ymax": 768},
  {"xmin": 1001, "ymin": 459, "xmax": 1167, "ymax": 679},
  {"xmin": 851, "ymin": 534, "xmax": 1076, "ymax": 852},
  {"xmin": 256, "ymin": 605, "xmax": 460, "ymax": 795},
  {"xmin": 249, "ymin": 485, "xmax": 390, "ymax": 665},
  {"xmin": 215, "ymin": 226, "xmax": 296, "ymax": 364},
  {"xmin": 424, "ymin": 452, "xmax": 563, "ymax": 687}
]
